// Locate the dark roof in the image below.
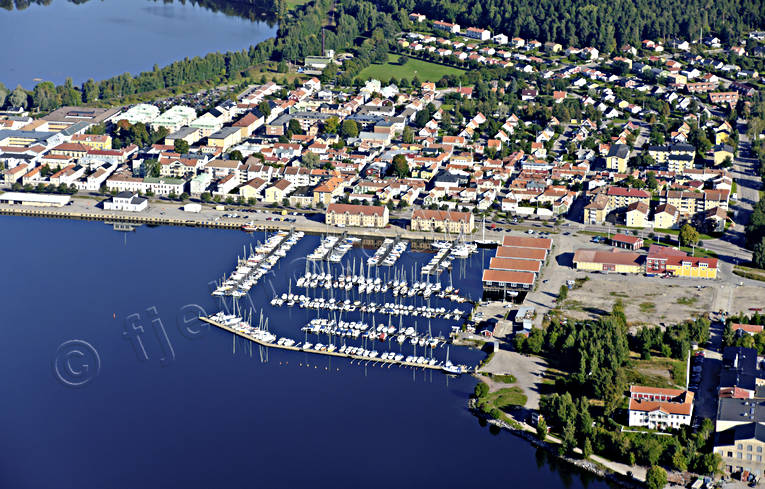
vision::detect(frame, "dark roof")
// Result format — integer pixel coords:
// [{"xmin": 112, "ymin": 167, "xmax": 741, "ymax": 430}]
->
[
  {"xmin": 723, "ymin": 347, "xmax": 759, "ymax": 373},
  {"xmin": 607, "ymin": 144, "xmax": 629, "ymax": 158},
  {"xmin": 717, "ymin": 398, "xmax": 765, "ymax": 425},
  {"xmin": 715, "ymin": 422, "xmax": 765, "ymax": 447}
]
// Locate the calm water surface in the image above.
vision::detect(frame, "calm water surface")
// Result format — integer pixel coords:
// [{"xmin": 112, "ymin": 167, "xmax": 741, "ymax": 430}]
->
[
  {"xmin": 0, "ymin": 0, "xmax": 276, "ymax": 88},
  {"xmin": 0, "ymin": 216, "xmax": 614, "ymax": 489}
]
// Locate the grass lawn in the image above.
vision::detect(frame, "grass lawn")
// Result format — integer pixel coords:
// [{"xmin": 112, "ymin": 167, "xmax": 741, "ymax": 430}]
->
[
  {"xmin": 628, "ymin": 354, "xmax": 686, "ymax": 388},
  {"xmin": 733, "ymin": 265, "xmax": 765, "ymax": 282},
  {"xmin": 488, "ymin": 374, "xmax": 517, "ymax": 384},
  {"xmin": 643, "ymin": 239, "xmax": 717, "ymax": 258},
  {"xmin": 485, "ymin": 387, "xmax": 528, "ymax": 410},
  {"xmin": 357, "ymin": 54, "xmax": 464, "ymax": 82},
  {"xmin": 285, "ymin": 0, "xmax": 313, "ymax": 9}
]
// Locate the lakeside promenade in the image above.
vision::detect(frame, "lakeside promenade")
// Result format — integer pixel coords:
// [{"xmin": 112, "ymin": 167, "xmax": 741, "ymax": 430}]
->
[{"xmin": 0, "ymin": 196, "xmax": 514, "ymax": 242}]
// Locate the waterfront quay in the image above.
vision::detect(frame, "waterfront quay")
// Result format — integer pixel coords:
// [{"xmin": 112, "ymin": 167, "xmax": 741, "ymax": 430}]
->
[
  {"xmin": 0, "ymin": 198, "xmax": 508, "ymax": 243},
  {"xmin": 199, "ymin": 316, "xmax": 464, "ymax": 372}
]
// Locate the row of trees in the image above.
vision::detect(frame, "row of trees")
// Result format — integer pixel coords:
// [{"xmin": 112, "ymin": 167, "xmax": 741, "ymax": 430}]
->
[{"xmin": 631, "ymin": 317, "xmax": 711, "ymax": 360}]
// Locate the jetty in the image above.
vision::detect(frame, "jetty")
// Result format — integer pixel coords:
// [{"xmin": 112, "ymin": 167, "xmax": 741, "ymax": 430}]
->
[
  {"xmin": 200, "ymin": 316, "xmax": 470, "ymax": 372},
  {"xmin": 422, "ymin": 243, "xmax": 454, "ymax": 276},
  {"xmin": 199, "ymin": 316, "xmax": 471, "ymax": 374}
]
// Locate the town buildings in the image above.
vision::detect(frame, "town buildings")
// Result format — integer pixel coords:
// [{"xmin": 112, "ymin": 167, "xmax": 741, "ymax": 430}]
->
[{"xmin": 325, "ymin": 203, "xmax": 389, "ymax": 228}]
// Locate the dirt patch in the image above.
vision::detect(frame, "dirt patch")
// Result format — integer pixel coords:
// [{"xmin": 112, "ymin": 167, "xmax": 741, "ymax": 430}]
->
[{"xmin": 563, "ymin": 276, "xmax": 714, "ymax": 325}]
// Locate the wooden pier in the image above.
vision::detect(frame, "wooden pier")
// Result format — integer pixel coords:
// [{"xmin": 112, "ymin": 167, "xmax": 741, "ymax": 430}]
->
[{"xmin": 200, "ymin": 316, "xmax": 455, "ymax": 372}]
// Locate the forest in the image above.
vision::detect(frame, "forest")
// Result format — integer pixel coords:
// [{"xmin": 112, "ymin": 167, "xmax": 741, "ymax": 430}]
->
[
  {"xmin": 1, "ymin": 0, "xmax": 764, "ymax": 111},
  {"xmin": 388, "ymin": 0, "xmax": 765, "ymax": 51}
]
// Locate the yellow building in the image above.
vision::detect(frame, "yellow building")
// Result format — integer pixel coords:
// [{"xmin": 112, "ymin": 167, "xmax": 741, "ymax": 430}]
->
[
  {"xmin": 714, "ymin": 423, "xmax": 765, "ymax": 477},
  {"xmin": 326, "ymin": 203, "xmax": 389, "ymax": 228},
  {"xmin": 653, "ymin": 204, "xmax": 679, "ymax": 229},
  {"xmin": 606, "ymin": 144, "xmax": 630, "ymax": 173},
  {"xmin": 714, "ymin": 144, "xmax": 734, "ymax": 165},
  {"xmin": 607, "ymin": 186, "xmax": 650, "ymax": 210},
  {"xmin": 70, "ymin": 134, "xmax": 112, "ymax": 150},
  {"xmin": 410, "ymin": 209, "xmax": 474, "ymax": 234},
  {"xmin": 583, "ymin": 194, "xmax": 609, "ymax": 224},
  {"xmin": 646, "ymin": 246, "xmax": 718, "ymax": 279},
  {"xmin": 573, "ymin": 249, "xmax": 643, "ymax": 274},
  {"xmin": 263, "ymin": 179, "xmax": 293, "ymax": 203},
  {"xmin": 714, "ymin": 121, "xmax": 733, "ymax": 145},
  {"xmin": 664, "ymin": 257, "xmax": 718, "ymax": 279},
  {"xmin": 207, "ymin": 127, "xmax": 241, "ymax": 151},
  {"xmin": 312, "ymin": 177, "xmax": 344, "ymax": 206},
  {"xmin": 626, "ymin": 201, "xmax": 649, "ymax": 227}
]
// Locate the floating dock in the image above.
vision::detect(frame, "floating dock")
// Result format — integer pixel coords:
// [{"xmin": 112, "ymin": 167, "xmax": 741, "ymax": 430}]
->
[{"xmin": 200, "ymin": 316, "xmax": 466, "ymax": 372}]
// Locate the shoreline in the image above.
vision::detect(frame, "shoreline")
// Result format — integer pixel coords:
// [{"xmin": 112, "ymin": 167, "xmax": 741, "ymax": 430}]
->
[
  {"xmin": 467, "ymin": 402, "xmax": 646, "ymax": 489},
  {"xmin": 0, "ymin": 203, "xmax": 516, "ymax": 242}
]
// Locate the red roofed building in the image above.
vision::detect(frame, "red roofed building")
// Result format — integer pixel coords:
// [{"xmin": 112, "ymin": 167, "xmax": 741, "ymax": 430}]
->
[
  {"xmin": 488, "ymin": 257, "xmax": 542, "ymax": 274},
  {"xmin": 628, "ymin": 385, "xmax": 694, "ymax": 429},
  {"xmin": 731, "ymin": 324, "xmax": 764, "ymax": 335},
  {"xmin": 410, "ymin": 209, "xmax": 474, "ymax": 234},
  {"xmin": 501, "ymin": 235, "xmax": 553, "ymax": 251},
  {"xmin": 646, "ymin": 244, "xmax": 718, "ymax": 279},
  {"xmin": 606, "ymin": 186, "xmax": 651, "ymax": 209},
  {"xmin": 325, "ymin": 203, "xmax": 389, "ymax": 228},
  {"xmin": 610, "ymin": 233, "xmax": 644, "ymax": 250}
]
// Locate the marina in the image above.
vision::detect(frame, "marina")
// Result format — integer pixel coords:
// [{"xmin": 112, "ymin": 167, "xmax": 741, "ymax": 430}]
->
[
  {"xmin": 212, "ymin": 230, "xmax": 303, "ymax": 297},
  {"xmin": 368, "ymin": 237, "xmax": 408, "ymax": 267},
  {"xmin": 292, "ymin": 271, "xmax": 469, "ymax": 302},
  {"xmin": 307, "ymin": 234, "xmax": 360, "ymax": 262},
  {"xmin": 203, "ymin": 230, "xmax": 488, "ymax": 376}
]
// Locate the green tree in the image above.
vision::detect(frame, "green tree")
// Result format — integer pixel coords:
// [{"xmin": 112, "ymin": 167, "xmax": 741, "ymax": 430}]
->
[
  {"xmin": 474, "ymin": 382, "xmax": 489, "ymax": 398},
  {"xmin": 82, "ymin": 79, "xmax": 98, "ymax": 103},
  {"xmin": 288, "ymin": 118, "xmax": 304, "ymax": 135},
  {"xmin": 0, "ymin": 82, "xmax": 8, "ymax": 108},
  {"xmin": 9, "ymin": 85, "xmax": 28, "ymax": 108},
  {"xmin": 398, "ymin": 55, "xmax": 409, "ymax": 65},
  {"xmin": 558, "ymin": 284, "xmax": 568, "ymax": 301},
  {"xmin": 179, "ymin": 192, "xmax": 189, "ymax": 201},
  {"xmin": 392, "ymin": 154, "xmax": 409, "ymax": 178},
  {"xmin": 645, "ymin": 466, "xmax": 667, "ymax": 489},
  {"xmin": 229, "ymin": 150, "xmax": 243, "ymax": 161},
  {"xmin": 324, "ymin": 116, "xmax": 340, "ymax": 134},
  {"xmin": 754, "ymin": 237, "xmax": 765, "ymax": 269},
  {"xmin": 525, "ymin": 327, "xmax": 544, "ymax": 354},
  {"xmin": 201, "ymin": 192, "xmax": 212, "ymax": 202},
  {"xmin": 303, "ymin": 151, "xmax": 320, "ymax": 168},
  {"xmin": 58, "ymin": 78, "xmax": 81, "ymax": 106},
  {"xmin": 174, "ymin": 139, "xmax": 190, "ymax": 154},
  {"xmin": 536, "ymin": 417, "xmax": 548, "ymax": 441},
  {"xmin": 32, "ymin": 81, "xmax": 61, "ymax": 111},
  {"xmin": 646, "ymin": 171, "xmax": 658, "ymax": 190},
  {"xmin": 679, "ymin": 223, "xmax": 700, "ymax": 247},
  {"xmin": 402, "ymin": 126, "xmax": 414, "ymax": 144},
  {"xmin": 582, "ymin": 438, "xmax": 592, "ymax": 459},
  {"xmin": 257, "ymin": 101, "xmax": 271, "ymax": 119},
  {"xmin": 340, "ymin": 119, "xmax": 359, "ymax": 139},
  {"xmin": 144, "ymin": 158, "xmax": 160, "ymax": 178}
]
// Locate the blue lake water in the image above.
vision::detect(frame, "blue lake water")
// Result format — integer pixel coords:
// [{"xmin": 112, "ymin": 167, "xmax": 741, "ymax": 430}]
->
[
  {"xmin": 0, "ymin": 0, "xmax": 277, "ymax": 88},
  {"xmin": 0, "ymin": 216, "xmax": 615, "ymax": 489}
]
